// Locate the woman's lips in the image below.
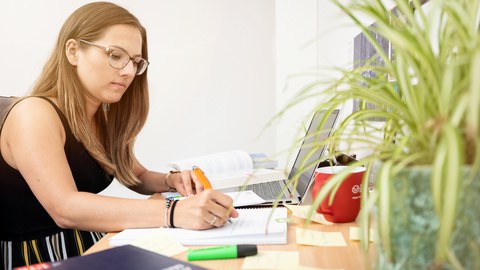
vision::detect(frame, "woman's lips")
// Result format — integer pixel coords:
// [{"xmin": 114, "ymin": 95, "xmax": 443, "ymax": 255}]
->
[{"xmin": 111, "ymin": 82, "xmax": 127, "ymax": 90}]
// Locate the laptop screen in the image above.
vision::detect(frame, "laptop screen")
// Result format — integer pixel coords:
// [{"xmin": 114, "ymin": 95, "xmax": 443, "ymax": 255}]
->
[{"xmin": 288, "ymin": 110, "xmax": 340, "ymax": 197}]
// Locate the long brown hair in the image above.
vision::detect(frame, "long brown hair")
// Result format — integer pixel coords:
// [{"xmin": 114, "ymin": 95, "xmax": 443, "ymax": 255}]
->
[{"xmin": 31, "ymin": 2, "xmax": 149, "ymax": 186}]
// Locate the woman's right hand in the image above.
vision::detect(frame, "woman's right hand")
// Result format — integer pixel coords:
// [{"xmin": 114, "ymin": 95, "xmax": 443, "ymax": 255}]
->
[{"xmin": 172, "ymin": 189, "xmax": 239, "ymax": 230}]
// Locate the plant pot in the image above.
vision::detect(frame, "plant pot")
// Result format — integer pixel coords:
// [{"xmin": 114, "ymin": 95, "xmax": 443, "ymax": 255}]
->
[{"xmin": 374, "ymin": 166, "xmax": 480, "ymax": 269}]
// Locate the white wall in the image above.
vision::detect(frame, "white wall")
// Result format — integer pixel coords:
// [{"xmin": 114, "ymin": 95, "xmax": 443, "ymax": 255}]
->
[
  {"xmin": 1, "ymin": 0, "xmax": 361, "ymax": 197},
  {"xmin": 0, "ymin": 0, "xmax": 276, "ymax": 167},
  {"xmin": 275, "ymin": 0, "xmax": 359, "ymax": 168}
]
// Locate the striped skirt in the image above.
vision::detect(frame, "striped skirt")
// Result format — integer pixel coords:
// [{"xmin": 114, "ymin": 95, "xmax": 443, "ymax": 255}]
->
[{"xmin": 1, "ymin": 229, "xmax": 105, "ymax": 270}]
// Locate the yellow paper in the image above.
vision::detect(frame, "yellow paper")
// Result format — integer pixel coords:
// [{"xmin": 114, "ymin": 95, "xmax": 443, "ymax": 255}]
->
[
  {"xmin": 278, "ymin": 266, "xmax": 343, "ymax": 270},
  {"xmin": 284, "ymin": 204, "xmax": 333, "ymax": 225},
  {"xmin": 242, "ymin": 250, "xmax": 342, "ymax": 270},
  {"xmin": 242, "ymin": 251, "xmax": 299, "ymax": 269},
  {"xmin": 349, "ymin": 227, "xmax": 375, "ymax": 242},
  {"xmin": 296, "ymin": 228, "xmax": 347, "ymax": 247},
  {"xmin": 132, "ymin": 227, "xmax": 187, "ymax": 257}
]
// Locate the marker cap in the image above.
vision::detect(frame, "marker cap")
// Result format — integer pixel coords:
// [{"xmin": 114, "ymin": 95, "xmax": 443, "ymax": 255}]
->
[
  {"xmin": 187, "ymin": 245, "xmax": 257, "ymax": 261},
  {"xmin": 236, "ymin": 245, "xmax": 257, "ymax": 257}
]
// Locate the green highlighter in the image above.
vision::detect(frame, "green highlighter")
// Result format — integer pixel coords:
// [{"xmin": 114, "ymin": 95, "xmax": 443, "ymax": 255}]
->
[{"xmin": 187, "ymin": 245, "xmax": 257, "ymax": 261}]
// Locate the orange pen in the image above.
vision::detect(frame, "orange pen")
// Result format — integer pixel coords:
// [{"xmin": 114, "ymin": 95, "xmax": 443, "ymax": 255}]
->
[{"xmin": 192, "ymin": 166, "xmax": 213, "ymax": 190}]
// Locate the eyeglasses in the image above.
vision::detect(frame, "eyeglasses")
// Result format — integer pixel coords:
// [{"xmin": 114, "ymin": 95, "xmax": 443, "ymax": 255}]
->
[{"xmin": 78, "ymin": 39, "xmax": 149, "ymax": 75}]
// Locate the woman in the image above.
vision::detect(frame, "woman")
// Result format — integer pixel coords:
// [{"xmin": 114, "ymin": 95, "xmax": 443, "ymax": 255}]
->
[{"xmin": 0, "ymin": 2, "xmax": 238, "ymax": 269}]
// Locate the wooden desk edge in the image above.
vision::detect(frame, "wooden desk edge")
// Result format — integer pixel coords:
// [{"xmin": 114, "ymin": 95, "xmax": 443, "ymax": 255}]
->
[{"xmin": 84, "ymin": 217, "xmax": 374, "ymax": 270}]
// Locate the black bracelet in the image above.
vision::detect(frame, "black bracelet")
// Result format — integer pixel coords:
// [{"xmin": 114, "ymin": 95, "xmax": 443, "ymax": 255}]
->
[
  {"xmin": 169, "ymin": 199, "xmax": 179, "ymax": 228},
  {"xmin": 164, "ymin": 197, "xmax": 174, "ymax": 228}
]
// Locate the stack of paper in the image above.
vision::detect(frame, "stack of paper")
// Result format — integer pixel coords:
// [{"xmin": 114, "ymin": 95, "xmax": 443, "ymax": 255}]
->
[{"xmin": 249, "ymin": 152, "xmax": 279, "ymax": 169}]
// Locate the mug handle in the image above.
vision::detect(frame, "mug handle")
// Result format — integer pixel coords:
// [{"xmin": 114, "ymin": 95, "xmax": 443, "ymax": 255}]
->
[
  {"xmin": 314, "ymin": 179, "xmax": 334, "ymax": 216},
  {"xmin": 320, "ymin": 194, "xmax": 334, "ymax": 215}
]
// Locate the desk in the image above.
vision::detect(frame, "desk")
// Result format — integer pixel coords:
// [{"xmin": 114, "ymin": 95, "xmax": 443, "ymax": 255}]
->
[{"xmin": 85, "ymin": 215, "xmax": 373, "ymax": 270}]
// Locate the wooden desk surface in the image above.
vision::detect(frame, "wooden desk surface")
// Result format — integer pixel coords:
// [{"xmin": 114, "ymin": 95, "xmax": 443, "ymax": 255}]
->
[{"xmin": 85, "ymin": 216, "xmax": 373, "ymax": 270}]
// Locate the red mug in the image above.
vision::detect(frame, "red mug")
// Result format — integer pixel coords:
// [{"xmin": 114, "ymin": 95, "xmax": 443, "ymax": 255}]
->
[{"xmin": 311, "ymin": 166, "xmax": 365, "ymax": 223}]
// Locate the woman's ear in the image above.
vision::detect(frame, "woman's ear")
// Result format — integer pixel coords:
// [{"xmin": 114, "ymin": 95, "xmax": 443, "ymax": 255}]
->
[{"xmin": 65, "ymin": 39, "xmax": 79, "ymax": 66}]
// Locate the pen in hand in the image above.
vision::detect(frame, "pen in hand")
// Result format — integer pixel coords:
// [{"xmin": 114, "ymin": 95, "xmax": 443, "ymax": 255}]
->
[{"xmin": 192, "ymin": 166, "xmax": 233, "ymax": 224}]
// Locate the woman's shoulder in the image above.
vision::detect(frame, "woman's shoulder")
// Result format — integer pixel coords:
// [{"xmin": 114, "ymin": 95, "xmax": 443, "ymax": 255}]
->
[
  {"xmin": 4, "ymin": 96, "xmax": 65, "ymax": 135},
  {"xmin": 1, "ymin": 96, "xmax": 67, "ymax": 168},
  {"xmin": 9, "ymin": 96, "xmax": 59, "ymax": 115}
]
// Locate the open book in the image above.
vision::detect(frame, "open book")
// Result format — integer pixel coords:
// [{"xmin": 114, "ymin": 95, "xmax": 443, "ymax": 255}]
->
[
  {"xmin": 110, "ymin": 207, "xmax": 288, "ymax": 246},
  {"xmin": 167, "ymin": 150, "xmax": 286, "ymax": 190}
]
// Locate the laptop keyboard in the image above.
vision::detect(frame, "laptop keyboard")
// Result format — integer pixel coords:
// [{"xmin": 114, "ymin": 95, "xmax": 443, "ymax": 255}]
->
[{"xmin": 245, "ymin": 181, "xmax": 290, "ymax": 200}]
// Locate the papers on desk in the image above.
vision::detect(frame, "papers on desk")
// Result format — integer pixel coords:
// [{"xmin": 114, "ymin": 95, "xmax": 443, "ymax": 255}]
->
[
  {"xmin": 284, "ymin": 204, "xmax": 333, "ymax": 225},
  {"xmin": 349, "ymin": 226, "xmax": 375, "ymax": 242},
  {"xmin": 130, "ymin": 228, "xmax": 187, "ymax": 257},
  {"xmin": 296, "ymin": 228, "xmax": 347, "ymax": 247},
  {"xmin": 225, "ymin": 190, "xmax": 266, "ymax": 206},
  {"xmin": 242, "ymin": 251, "xmax": 299, "ymax": 269},
  {"xmin": 169, "ymin": 207, "xmax": 287, "ymax": 245},
  {"xmin": 242, "ymin": 251, "xmax": 344, "ymax": 270},
  {"xmin": 110, "ymin": 207, "xmax": 287, "ymax": 246}
]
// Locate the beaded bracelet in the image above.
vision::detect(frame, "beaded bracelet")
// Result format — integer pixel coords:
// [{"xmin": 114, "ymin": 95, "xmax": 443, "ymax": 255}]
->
[
  {"xmin": 164, "ymin": 197, "xmax": 175, "ymax": 228},
  {"xmin": 169, "ymin": 199, "xmax": 179, "ymax": 228},
  {"xmin": 165, "ymin": 170, "xmax": 181, "ymax": 192}
]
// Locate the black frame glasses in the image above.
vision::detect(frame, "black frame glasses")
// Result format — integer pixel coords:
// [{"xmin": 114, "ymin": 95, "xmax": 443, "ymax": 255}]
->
[{"xmin": 78, "ymin": 39, "xmax": 149, "ymax": 75}]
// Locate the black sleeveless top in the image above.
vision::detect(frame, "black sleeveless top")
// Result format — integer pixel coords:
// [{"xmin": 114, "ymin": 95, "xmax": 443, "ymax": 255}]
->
[{"xmin": 0, "ymin": 97, "xmax": 113, "ymax": 241}]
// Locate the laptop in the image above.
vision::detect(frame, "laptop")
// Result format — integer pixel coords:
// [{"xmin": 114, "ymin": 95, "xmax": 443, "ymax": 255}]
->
[{"xmin": 226, "ymin": 109, "xmax": 340, "ymax": 206}]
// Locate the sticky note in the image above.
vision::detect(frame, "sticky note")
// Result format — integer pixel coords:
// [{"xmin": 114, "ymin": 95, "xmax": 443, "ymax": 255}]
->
[
  {"xmin": 284, "ymin": 204, "xmax": 333, "ymax": 225},
  {"xmin": 242, "ymin": 250, "xmax": 343, "ymax": 270},
  {"xmin": 242, "ymin": 251, "xmax": 299, "ymax": 269},
  {"xmin": 296, "ymin": 228, "xmax": 347, "ymax": 247},
  {"xmin": 132, "ymin": 228, "xmax": 187, "ymax": 257},
  {"xmin": 349, "ymin": 227, "xmax": 375, "ymax": 242}
]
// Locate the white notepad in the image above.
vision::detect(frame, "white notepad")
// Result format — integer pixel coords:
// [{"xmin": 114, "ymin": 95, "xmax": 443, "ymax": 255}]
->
[{"xmin": 110, "ymin": 207, "xmax": 288, "ymax": 246}]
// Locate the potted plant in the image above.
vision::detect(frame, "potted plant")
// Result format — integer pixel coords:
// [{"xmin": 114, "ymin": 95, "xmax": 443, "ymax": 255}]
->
[{"xmin": 284, "ymin": 0, "xmax": 480, "ymax": 269}]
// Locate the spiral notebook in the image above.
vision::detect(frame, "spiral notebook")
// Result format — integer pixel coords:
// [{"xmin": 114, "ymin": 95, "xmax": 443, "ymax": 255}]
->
[{"xmin": 110, "ymin": 207, "xmax": 288, "ymax": 246}]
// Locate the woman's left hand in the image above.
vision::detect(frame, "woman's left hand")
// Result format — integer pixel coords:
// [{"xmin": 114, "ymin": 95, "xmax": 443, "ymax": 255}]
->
[{"xmin": 166, "ymin": 170, "xmax": 204, "ymax": 196}]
